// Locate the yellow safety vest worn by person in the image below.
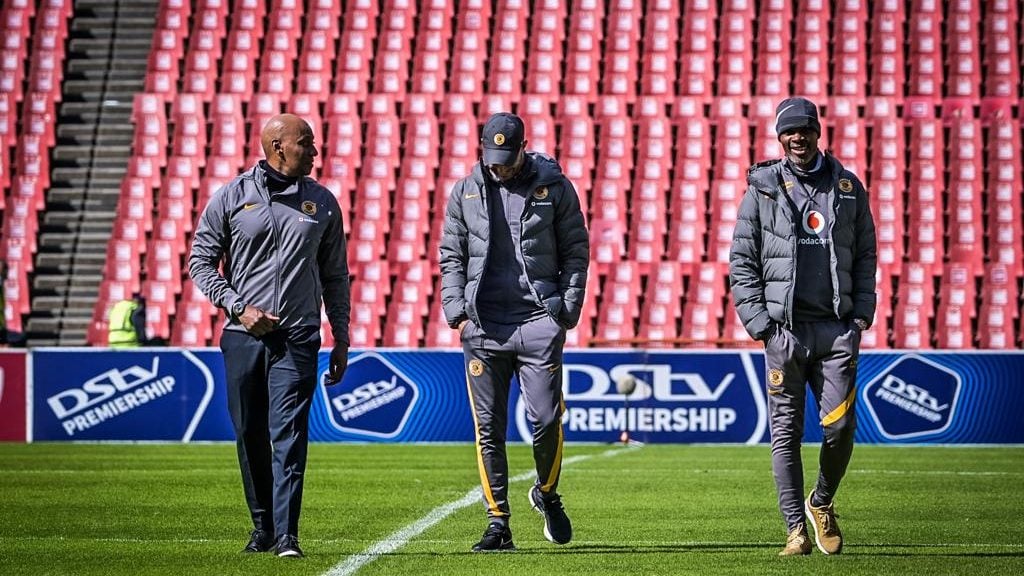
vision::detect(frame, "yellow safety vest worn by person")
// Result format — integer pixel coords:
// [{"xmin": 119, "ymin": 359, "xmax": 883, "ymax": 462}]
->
[{"xmin": 108, "ymin": 299, "xmax": 141, "ymax": 348}]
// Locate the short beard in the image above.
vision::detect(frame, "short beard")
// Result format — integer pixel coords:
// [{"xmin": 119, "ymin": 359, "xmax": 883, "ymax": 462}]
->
[{"xmin": 788, "ymin": 150, "xmax": 819, "ymax": 169}]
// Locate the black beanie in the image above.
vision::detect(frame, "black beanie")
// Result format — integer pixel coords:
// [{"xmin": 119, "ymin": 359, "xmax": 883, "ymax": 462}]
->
[{"xmin": 775, "ymin": 97, "xmax": 821, "ymax": 135}]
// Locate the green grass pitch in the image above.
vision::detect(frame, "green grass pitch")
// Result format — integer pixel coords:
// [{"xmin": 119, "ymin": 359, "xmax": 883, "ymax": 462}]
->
[{"xmin": 1, "ymin": 443, "xmax": 1021, "ymax": 575}]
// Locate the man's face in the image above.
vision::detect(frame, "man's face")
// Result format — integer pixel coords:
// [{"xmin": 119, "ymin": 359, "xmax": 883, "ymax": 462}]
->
[
  {"xmin": 487, "ymin": 145, "xmax": 526, "ymax": 182},
  {"xmin": 276, "ymin": 122, "xmax": 318, "ymax": 177},
  {"xmin": 778, "ymin": 127, "xmax": 819, "ymax": 167}
]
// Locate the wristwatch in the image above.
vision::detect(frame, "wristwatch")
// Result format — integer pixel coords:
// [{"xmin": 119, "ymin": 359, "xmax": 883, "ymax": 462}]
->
[
  {"xmin": 231, "ymin": 301, "xmax": 246, "ymax": 318},
  {"xmin": 853, "ymin": 318, "xmax": 869, "ymax": 331}
]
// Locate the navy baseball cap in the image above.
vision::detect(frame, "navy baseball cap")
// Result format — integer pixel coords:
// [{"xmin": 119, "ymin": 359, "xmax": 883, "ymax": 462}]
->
[
  {"xmin": 775, "ymin": 97, "xmax": 821, "ymax": 135},
  {"xmin": 481, "ymin": 112, "xmax": 525, "ymax": 166}
]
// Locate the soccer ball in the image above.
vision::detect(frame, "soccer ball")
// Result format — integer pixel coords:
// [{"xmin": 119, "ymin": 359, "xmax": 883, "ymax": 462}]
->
[{"xmin": 615, "ymin": 374, "xmax": 637, "ymax": 396}]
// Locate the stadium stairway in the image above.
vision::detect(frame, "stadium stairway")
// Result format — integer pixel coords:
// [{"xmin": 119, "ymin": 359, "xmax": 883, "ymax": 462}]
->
[{"xmin": 26, "ymin": 0, "xmax": 157, "ymax": 345}]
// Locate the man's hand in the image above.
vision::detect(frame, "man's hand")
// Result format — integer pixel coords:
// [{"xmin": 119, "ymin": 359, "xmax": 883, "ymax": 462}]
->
[
  {"xmin": 238, "ymin": 306, "xmax": 279, "ymax": 337},
  {"xmin": 457, "ymin": 319, "xmax": 469, "ymax": 334},
  {"xmin": 324, "ymin": 344, "xmax": 349, "ymax": 386}
]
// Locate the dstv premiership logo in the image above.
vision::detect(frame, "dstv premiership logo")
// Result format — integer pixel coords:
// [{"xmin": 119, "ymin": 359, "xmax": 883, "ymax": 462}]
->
[
  {"xmin": 45, "ymin": 358, "xmax": 177, "ymax": 437},
  {"xmin": 862, "ymin": 355, "xmax": 961, "ymax": 440},
  {"xmin": 513, "ymin": 359, "xmax": 770, "ymax": 444},
  {"xmin": 320, "ymin": 352, "xmax": 418, "ymax": 438}
]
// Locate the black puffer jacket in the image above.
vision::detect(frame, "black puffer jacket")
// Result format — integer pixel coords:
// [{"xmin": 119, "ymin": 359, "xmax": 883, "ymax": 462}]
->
[
  {"xmin": 729, "ymin": 153, "xmax": 877, "ymax": 341},
  {"xmin": 439, "ymin": 153, "xmax": 590, "ymax": 329}
]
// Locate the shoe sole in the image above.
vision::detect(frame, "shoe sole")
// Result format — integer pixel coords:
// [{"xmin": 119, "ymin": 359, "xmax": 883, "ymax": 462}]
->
[
  {"xmin": 529, "ymin": 487, "xmax": 570, "ymax": 545},
  {"xmin": 804, "ymin": 500, "xmax": 842, "ymax": 555},
  {"xmin": 471, "ymin": 544, "xmax": 516, "ymax": 553},
  {"xmin": 277, "ymin": 550, "xmax": 303, "ymax": 558}
]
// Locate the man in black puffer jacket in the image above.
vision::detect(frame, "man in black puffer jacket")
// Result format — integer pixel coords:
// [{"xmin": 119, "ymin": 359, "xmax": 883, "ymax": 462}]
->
[
  {"xmin": 729, "ymin": 97, "xmax": 877, "ymax": 557},
  {"xmin": 440, "ymin": 112, "xmax": 589, "ymax": 552}
]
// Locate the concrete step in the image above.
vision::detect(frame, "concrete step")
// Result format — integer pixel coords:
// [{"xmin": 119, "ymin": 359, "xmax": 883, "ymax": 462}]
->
[
  {"xmin": 62, "ymin": 317, "xmax": 93, "ymax": 332},
  {"xmin": 66, "ymin": 295, "xmax": 102, "ymax": 311},
  {"xmin": 33, "ymin": 274, "xmax": 69, "ymax": 291},
  {"xmin": 86, "ymin": 179, "xmax": 125, "ymax": 191},
  {"xmin": 59, "ymin": 330, "xmax": 89, "ymax": 342},
  {"xmin": 31, "ymin": 295, "xmax": 67, "ymax": 311},
  {"xmin": 89, "ymin": 165, "xmax": 130, "ymax": 179},
  {"xmin": 34, "ymin": 276, "xmax": 102, "ymax": 296},
  {"xmin": 79, "ymin": 218, "xmax": 119, "ymax": 233},
  {"xmin": 36, "ymin": 252, "xmax": 73, "ymax": 271},
  {"xmin": 89, "ymin": 145, "xmax": 132, "ymax": 159},
  {"xmin": 68, "ymin": 37, "xmax": 114, "ymax": 55},
  {"xmin": 26, "ymin": 316, "xmax": 62, "ymax": 336},
  {"xmin": 110, "ymin": 35, "xmax": 153, "ymax": 49},
  {"xmin": 52, "ymin": 166, "xmax": 91, "ymax": 181},
  {"xmin": 66, "ymin": 59, "xmax": 115, "ymax": 73},
  {"xmin": 45, "ymin": 188, "xmax": 90, "ymax": 206},
  {"xmin": 52, "ymin": 146, "xmax": 98, "ymax": 166},
  {"xmin": 61, "ymin": 81, "xmax": 105, "ymax": 101},
  {"xmin": 64, "ymin": 67, "xmax": 109, "ymax": 82},
  {"xmin": 56, "ymin": 125, "xmax": 97, "ymax": 144}
]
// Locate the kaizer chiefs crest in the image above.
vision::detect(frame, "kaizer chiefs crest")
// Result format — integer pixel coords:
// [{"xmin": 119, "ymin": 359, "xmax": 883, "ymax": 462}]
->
[
  {"xmin": 301, "ymin": 201, "xmax": 317, "ymax": 215},
  {"xmin": 468, "ymin": 359, "xmax": 484, "ymax": 377},
  {"xmin": 493, "ymin": 133, "xmax": 506, "ymax": 146},
  {"xmin": 768, "ymin": 368, "xmax": 784, "ymax": 386},
  {"xmin": 838, "ymin": 178, "xmax": 853, "ymax": 192},
  {"xmin": 533, "ymin": 187, "xmax": 549, "ymax": 200}
]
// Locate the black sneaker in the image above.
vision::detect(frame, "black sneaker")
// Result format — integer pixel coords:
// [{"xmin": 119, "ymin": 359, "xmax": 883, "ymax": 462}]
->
[
  {"xmin": 471, "ymin": 522, "xmax": 515, "ymax": 552},
  {"xmin": 242, "ymin": 529, "xmax": 275, "ymax": 553},
  {"xmin": 274, "ymin": 535, "xmax": 304, "ymax": 558},
  {"xmin": 529, "ymin": 485, "xmax": 572, "ymax": 544}
]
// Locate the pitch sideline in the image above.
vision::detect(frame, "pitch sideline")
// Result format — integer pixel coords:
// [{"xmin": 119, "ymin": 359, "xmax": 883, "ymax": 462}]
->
[{"xmin": 322, "ymin": 445, "xmax": 639, "ymax": 576}]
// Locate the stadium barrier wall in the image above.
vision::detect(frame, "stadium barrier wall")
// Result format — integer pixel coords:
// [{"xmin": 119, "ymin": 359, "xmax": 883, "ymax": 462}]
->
[
  {"xmin": 25, "ymin": 349, "xmax": 1024, "ymax": 445},
  {"xmin": 0, "ymin": 350, "xmax": 28, "ymax": 442}
]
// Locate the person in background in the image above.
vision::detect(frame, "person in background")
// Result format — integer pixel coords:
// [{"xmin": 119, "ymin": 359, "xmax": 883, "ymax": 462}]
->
[
  {"xmin": 439, "ymin": 112, "xmax": 590, "ymax": 552},
  {"xmin": 729, "ymin": 97, "xmax": 877, "ymax": 556},
  {"xmin": 189, "ymin": 113, "xmax": 351, "ymax": 559},
  {"xmin": 107, "ymin": 293, "xmax": 147, "ymax": 348}
]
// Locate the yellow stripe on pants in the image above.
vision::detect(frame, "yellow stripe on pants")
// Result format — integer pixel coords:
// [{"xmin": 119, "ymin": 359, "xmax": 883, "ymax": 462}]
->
[
  {"xmin": 465, "ymin": 372, "xmax": 503, "ymax": 517},
  {"xmin": 821, "ymin": 386, "xmax": 857, "ymax": 427}
]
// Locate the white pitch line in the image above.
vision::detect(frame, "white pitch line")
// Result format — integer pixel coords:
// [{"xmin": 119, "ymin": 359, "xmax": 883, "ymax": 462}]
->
[{"xmin": 322, "ymin": 446, "xmax": 637, "ymax": 576}]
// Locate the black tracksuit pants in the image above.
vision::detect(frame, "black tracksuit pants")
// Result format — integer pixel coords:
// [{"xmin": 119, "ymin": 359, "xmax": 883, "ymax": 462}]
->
[{"xmin": 220, "ymin": 326, "xmax": 320, "ymax": 540}]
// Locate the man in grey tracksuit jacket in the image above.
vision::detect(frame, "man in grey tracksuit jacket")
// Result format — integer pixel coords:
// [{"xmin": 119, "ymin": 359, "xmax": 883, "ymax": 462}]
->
[
  {"xmin": 440, "ymin": 112, "xmax": 589, "ymax": 552},
  {"xmin": 729, "ymin": 98, "xmax": 876, "ymax": 556},
  {"xmin": 189, "ymin": 114, "xmax": 350, "ymax": 558}
]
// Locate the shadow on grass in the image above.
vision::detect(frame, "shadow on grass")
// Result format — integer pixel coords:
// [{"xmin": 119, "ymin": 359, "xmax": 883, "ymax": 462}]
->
[{"xmin": 375, "ymin": 542, "xmax": 1024, "ymax": 558}]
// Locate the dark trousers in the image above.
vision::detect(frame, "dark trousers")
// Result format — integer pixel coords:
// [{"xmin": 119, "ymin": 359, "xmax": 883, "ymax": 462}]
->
[
  {"xmin": 764, "ymin": 319, "xmax": 860, "ymax": 530},
  {"xmin": 220, "ymin": 326, "xmax": 320, "ymax": 539},
  {"xmin": 461, "ymin": 315, "xmax": 566, "ymax": 520}
]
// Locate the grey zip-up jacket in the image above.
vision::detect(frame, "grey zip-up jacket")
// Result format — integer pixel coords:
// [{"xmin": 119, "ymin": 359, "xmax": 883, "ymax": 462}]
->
[
  {"xmin": 729, "ymin": 153, "xmax": 877, "ymax": 341},
  {"xmin": 439, "ymin": 153, "xmax": 590, "ymax": 329},
  {"xmin": 188, "ymin": 163, "xmax": 351, "ymax": 345}
]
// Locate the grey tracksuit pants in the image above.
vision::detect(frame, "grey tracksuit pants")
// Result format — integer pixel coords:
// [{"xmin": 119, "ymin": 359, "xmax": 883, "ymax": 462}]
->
[
  {"xmin": 764, "ymin": 319, "xmax": 860, "ymax": 530},
  {"xmin": 461, "ymin": 315, "xmax": 567, "ymax": 520}
]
